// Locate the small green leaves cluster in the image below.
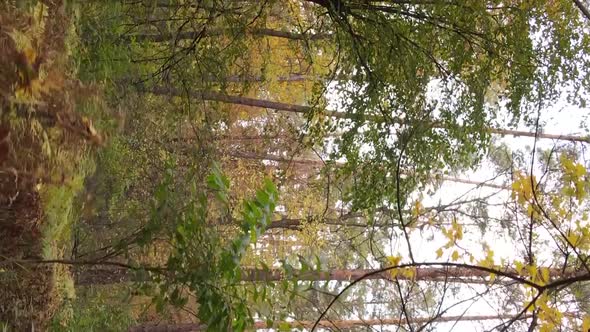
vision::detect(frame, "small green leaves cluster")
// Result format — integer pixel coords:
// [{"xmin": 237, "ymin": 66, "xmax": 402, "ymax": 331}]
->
[{"xmin": 143, "ymin": 163, "xmax": 278, "ymax": 331}]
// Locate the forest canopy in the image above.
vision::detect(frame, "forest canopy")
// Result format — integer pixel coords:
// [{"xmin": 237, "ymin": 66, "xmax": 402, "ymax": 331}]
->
[{"xmin": 1, "ymin": 0, "xmax": 590, "ymax": 331}]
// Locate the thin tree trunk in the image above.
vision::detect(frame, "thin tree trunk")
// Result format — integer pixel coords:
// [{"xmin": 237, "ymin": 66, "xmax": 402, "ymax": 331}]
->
[
  {"xmin": 209, "ymin": 74, "xmax": 316, "ymax": 83},
  {"xmin": 128, "ymin": 313, "xmax": 535, "ymax": 331},
  {"xmin": 77, "ymin": 265, "xmax": 570, "ymax": 286},
  {"xmin": 239, "ymin": 267, "xmax": 496, "ymax": 282},
  {"xmin": 266, "ymin": 216, "xmax": 365, "ymax": 230},
  {"xmin": 129, "ymin": 323, "xmax": 206, "ymax": 332},
  {"xmin": 124, "ymin": 28, "xmax": 329, "ymax": 43},
  {"xmin": 146, "ymin": 86, "xmax": 590, "ymax": 144},
  {"xmin": 573, "ymin": 0, "xmax": 590, "ymax": 20},
  {"xmin": 264, "ymin": 216, "xmax": 481, "ymax": 231},
  {"xmin": 230, "ymin": 151, "xmax": 510, "ymax": 190}
]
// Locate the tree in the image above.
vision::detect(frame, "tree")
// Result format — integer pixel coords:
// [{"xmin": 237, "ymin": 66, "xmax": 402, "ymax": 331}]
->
[
  {"xmin": 129, "ymin": 313, "xmax": 538, "ymax": 331},
  {"xmin": 144, "ymin": 85, "xmax": 589, "ymax": 144},
  {"xmin": 78, "ymin": 264, "xmax": 563, "ymax": 286},
  {"xmin": 12, "ymin": 1, "xmax": 590, "ymax": 330},
  {"xmin": 125, "ymin": 0, "xmax": 590, "ymax": 210}
]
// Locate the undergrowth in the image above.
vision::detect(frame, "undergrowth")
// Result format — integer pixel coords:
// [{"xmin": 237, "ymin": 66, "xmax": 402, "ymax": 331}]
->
[{"xmin": 49, "ymin": 286, "xmax": 136, "ymax": 332}]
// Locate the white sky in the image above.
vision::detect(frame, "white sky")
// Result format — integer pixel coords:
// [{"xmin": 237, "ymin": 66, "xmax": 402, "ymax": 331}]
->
[{"xmin": 277, "ymin": 74, "xmax": 590, "ymax": 331}]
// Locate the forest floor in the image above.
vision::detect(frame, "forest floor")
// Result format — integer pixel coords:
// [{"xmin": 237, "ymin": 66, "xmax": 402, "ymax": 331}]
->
[{"xmin": 0, "ymin": 1, "xmax": 99, "ymax": 330}]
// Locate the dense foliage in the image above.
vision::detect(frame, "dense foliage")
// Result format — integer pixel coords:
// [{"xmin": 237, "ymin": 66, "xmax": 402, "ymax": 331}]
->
[{"xmin": 2, "ymin": 0, "xmax": 590, "ymax": 331}]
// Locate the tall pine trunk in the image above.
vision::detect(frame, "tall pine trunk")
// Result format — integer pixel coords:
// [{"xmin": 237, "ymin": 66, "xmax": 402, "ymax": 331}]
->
[
  {"xmin": 128, "ymin": 313, "xmax": 534, "ymax": 331},
  {"xmin": 123, "ymin": 28, "xmax": 329, "ymax": 43},
  {"xmin": 230, "ymin": 151, "xmax": 510, "ymax": 190},
  {"xmin": 76, "ymin": 265, "xmax": 570, "ymax": 286},
  {"xmin": 145, "ymin": 86, "xmax": 590, "ymax": 144}
]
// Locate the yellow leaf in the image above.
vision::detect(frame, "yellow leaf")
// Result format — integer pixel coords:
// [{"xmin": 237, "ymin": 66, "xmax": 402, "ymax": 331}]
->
[
  {"xmin": 539, "ymin": 323, "xmax": 552, "ymax": 332},
  {"xmin": 402, "ymin": 267, "xmax": 416, "ymax": 280},
  {"xmin": 387, "ymin": 255, "xmax": 402, "ymax": 279},
  {"xmin": 455, "ymin": 222, "xmax": 463, "ymax": 240},
  {"xmin": 390, "ymin": 269, "xmax": 399, "ymax": 278},
  {"xmin": 412, "ymin": 200, "xmax": 423, "ymax": 217},
  {"xmin": 436, "ymin": 248, "xmax": 443, "ymax": 259},
  {"xmin": 527, "ymin": 265, "xmax": 537, "ymax": 280},
  {"xmin": 489, "ymin": 273, "xmax": 496, "ymax": 283},
  {"xmin": 567, "ymin": 232, "xmax": 580, "ymax": 246},
  {"xmin": 540, "ymin": 267, "xmax": 550, "ymax": 284},
  {"xmin": 451, "ymin": 250, "xmax": 460, "ymax": 261},
  {"xmin": 574, "ymin": 163, "xmax": 587, "ymax": 177},
  {"xmin": 387, "ymin": 255, "xmax": 402, "ymax": 267},
  {"xmin": 515, "ymin": 261, "xmax": 523, "ymax": 274}
]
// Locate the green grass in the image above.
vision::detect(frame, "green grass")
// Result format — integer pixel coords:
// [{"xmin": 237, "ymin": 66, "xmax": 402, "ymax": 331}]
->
[
  {"xmin": 39, "ymin": 151, "xmax": 95, "ymax": 328},
  {"xmin": 43, "ymin": 2, "xmax": 137, "ymax": 328},
  {"xmin": 49, "ymin": 286, "xmax": 136, "ymax": 332},
  {"xmin": 43, "ymin": 160, "xmax": 93, "ymax": 242},
  {"xmin": 0, "ymin": 1, "xmax": 139, "ymax": 329},
  {"xmin": 43, "ymin": 1, "xmax": 172, "ymax": 328}
]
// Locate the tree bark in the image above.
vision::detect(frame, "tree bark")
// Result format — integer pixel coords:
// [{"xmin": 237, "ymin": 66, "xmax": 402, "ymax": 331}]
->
[
  {"xmin": 124, "ymin": 28, "xmax": 330, "ymax": 43},
  {"xmin": 74, "ymin": 267, "xmax": 141, "ymax": 286},
  {"xmin": 230, "ymin": 151, "xmax": 510, "ymax": 190},
  {"xmin": 76, "ymin": 265, "xmax": 554, "ymax": 286},
  {"xmin": 573, "ymin": 0, "xmax": 590, "ymax": 21},
  {"xmin": 266, "ymin": 216, "xmax": 366, "ymax": 230},
  {"xmin": 128, "ymin": 313, "xmax": 534, "ymax": 331},
  {"xmin": 145, "ymin": 86, "xmax": 590, "ymax": 144},
  {"xmin": 208, "ymin": 74, "xmax": 317, "ymax": 83}
]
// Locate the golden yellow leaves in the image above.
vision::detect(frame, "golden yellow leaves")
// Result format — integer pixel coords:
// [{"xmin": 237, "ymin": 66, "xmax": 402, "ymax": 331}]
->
[
  {"xmin": 515, "ymin": 260, "xmax": 524, "ymax": 274},
  {"xmin": 525, "ymin": 293, "xmax": 567, "ymax": 332},
  {"xmin": 540, "ymin": 267, "xmax": 550, "ymax": 286},
  {"xmin": 569, "ymin": 225, "xmax": 590, "ymax": 251},
  {"xmin": 510, "ymin": 155, "xmax": 588, "ymax": 230},
  {"xmin": 400, "ymin": 267, "xmax": 416, "ymax": 280},
  {"xmin": 411, "ymin": 200, "xmax": 423, "ymax": 218},
  {"xmin": 477, "ymin": 245, "xmax": 495, "ymax": 269},
  {"xmin": 435, "ymin": 218, "xmax": 465, "ymax": 261},
  {"xmin": 386, "ymin": 255, "xmax": 416, "ymax": 280},
  {"xmin": 511, "ymin": 172, "xmax": 538, "ymax": 206},
  {"xmin": 454, "ymin": 221, "xmax": 463, "ymax": 241},
  {"xmin": 544, "ymin": 0, "xmax": 563, "ymax": 20},
  {"xmin": 386, "ymin": 255, "xmax": 402, "ymax": 267},
  {"xmin": 513, "ymin": 260, "xmax": 553, "ymax": 287},
  {"xmin": 436, "ymin": 248, "xmax": 443, "ymax": 259},
  {"xmin": 560, "ymin": 154, "xmax": 588, "ymax": 203},
  {"xmin": 441, "ymin": 218, "xmax": 463, "ymax": 248},
  {"xmin": 510, "ymin": 172, "xmax": 544, "ymax": 222},
  {"xmin": 521, "ymin": 275, "xmax": 575, "ymax": 331}
]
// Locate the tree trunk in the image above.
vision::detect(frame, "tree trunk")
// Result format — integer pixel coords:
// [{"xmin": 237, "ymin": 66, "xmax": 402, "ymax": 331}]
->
[
  {"xmin": 74, "ymin": 267, "xmax": 139, "ymax": 286},
  {"xmin": 262, "ymin": 216, "xmax": 481, "ymax": 231},
  {"xmin": 230, "ymin": 151, "xmax": 510, "ymax": 190},
  {"xmin": 76, "ymin": 265, "xmax": 548, "ymax": 286},
  {"xmin": 208, "ymin": 74, "xmax": 317, "ymax": 83},
  {"xmin": 266, "ymin": 216, "xmax": 366, "ymax": 230},
  {"xmin": 129, "ymin": 322, "xmax": 206, "ymax": 332},
  {"xmin": 145, "ymin": 86, "xmax": 590, "ymax": 144},
  {"xmin": 124, "ymin": 28, "xmax": 329, "ymax": 43},
  {"xmin": 128, "ymin": 313, "xmax": 534, "ymax": 331}
]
